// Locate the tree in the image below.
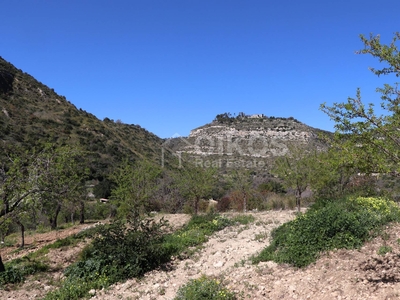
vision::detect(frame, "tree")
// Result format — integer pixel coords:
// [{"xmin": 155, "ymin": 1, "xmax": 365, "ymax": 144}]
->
[
  {"xmin": 111, "ymin": 159, "xmax": 161, "ymax": 219},
  {"xmin": 308, "ymin": 147, "xmax": 358, "ymax": 199},
  {"xmin": 0, "ymin": 144, "xmax": 88, "ymax": 272},
  {"xmin": 320, "ymin": 32, "xmax": 400, "ymax": 174},
  {"xmin": 174, "ymin": 162, "xmax": 217, "ymax": 215},
  {"xmin": 230, "ymin": 169, "xmax": 253, "ymax": 212},
  {"xmin": 272, "ymin": 145, "xmax": 314, "ymax": 211},
  {"xmin": 30, "ymin": 145, "xmax": 89, "ymax": 229}
]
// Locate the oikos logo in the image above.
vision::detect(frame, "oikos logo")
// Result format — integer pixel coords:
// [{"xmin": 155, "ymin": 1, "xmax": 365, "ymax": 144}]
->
[
  {"xmin": 161, "ymin": 134, "xmax": 288, "ymax": 169},
  {"xmin": 193, "ymin": 135, "xmax": 288, "ymax": 157}
]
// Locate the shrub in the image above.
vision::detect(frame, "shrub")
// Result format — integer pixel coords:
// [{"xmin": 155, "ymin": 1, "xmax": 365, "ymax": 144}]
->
[
  {"xmin": 174, "ymin": 275, "xmax": 236, "ymax": 300},
  {"xmin": 45, "ymin": 216, "xmax": 172, "ymax": 299},
  {"xmin": 0, "ymin": 258, "xmax": 49, "ymax": 286},
  {"xmin": 72, "ymin": 217, "xmax": 172, "ymax": 282},
  {"xmin": 217, "ymin": 196, "xmax": 231, "ymax": 212},
  {"xmin": 253, "ymin": 197, "xmax": 400, "ymax": 268}
]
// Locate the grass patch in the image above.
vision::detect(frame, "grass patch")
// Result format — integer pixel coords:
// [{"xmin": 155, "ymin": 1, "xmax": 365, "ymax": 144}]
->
[
  {"xmin": 174, "ymin": 275, "xmax": 237, "ymax": 300},
  {"xmin": 0, "ymin": 223, "xmax": 101, "ymax": 287},
  {"xmin": 252, "ymin": 197, "xmax": 400, "ymax": 268},
  {"xmin": 231, "ymin": 214, "xmax": 255, "ymax": 225},
  {"xmin": 0, "ymin": 257, "xmax": 49, "ymax": 287}
]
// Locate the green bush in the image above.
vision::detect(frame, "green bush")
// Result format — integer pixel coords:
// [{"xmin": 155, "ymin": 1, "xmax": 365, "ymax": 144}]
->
[
  {"xmin": 45, "ymin": 216, "xmax": 171, "ymax": 299},
  {"xmin": 174, "ymin": 275, "xmax": 236, "ymax": 300},
  {"xmin": 0, "ymin": 258, "xmax": 49, "ymax": 286},
  {"xmin": 253, "ymin": 197, "xmax": 400, "ymax": 268},
  {"xmin": 70, "ymin": 218, "xmax": 172, "ymax": 282}
]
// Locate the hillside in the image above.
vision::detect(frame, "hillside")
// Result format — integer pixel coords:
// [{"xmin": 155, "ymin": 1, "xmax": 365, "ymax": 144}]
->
[
  {"xmin": 0, "ymin": 56, "xmax": 330, "ymax": 178},
  {"xmin": 0, "ymin": 56, "xmax": 166, "ymax": 178},
  {"xmin": 167, "ymin": 113, "xmax": 330, "ymax": 172}
]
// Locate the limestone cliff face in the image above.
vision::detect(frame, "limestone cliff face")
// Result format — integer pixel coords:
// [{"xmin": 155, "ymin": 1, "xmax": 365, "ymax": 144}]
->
[{"xmin": 167, "ymin": 115, "xmax": 329, "ymax": 170}]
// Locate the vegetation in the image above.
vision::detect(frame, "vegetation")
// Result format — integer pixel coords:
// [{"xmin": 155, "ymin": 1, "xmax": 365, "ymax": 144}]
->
[
  {"xmin": 253, "ymin": 31, "xmax": 400, "ymax": 269},
  {"xmin": 320, "ymin": 32, "xmax": 400, "ymax": 174},
  {"xmin": 173, "ymin": 161, "xmax": 217, "ymax": 215},
  {"xmin": 1, "ymin": 32, "xmax": 400, "ymax": 298},
  {"xmin": 252, "ymin": 196, "xmax": 400, "ymax": 268},
  {"xmin": 110, "ymin": 159, "xmax": 162, "ymax": 218},
  {"xmin": 44, "ymin": 213, "xmax": 241, "ymax": 299},
  {"xmin": 174, "ymin": 275, "xmax": 236, "ymax": 300},
  {"xmin": 272, "ymin": 145, "xmax": 315, "ymax": 211},
  {"xmin": 0, "ymin": 56, "xmax": 166, "ymax": 181}
]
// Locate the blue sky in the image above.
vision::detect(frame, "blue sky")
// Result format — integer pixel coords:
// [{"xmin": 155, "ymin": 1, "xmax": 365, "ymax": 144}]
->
[{"xmin": 1, "ymin": 1, "xmax": 399, "ymax": 138}]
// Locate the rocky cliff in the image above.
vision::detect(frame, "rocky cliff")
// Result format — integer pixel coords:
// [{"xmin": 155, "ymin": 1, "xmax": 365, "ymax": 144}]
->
[{"xmin": 165, "ymin": 114, "xmax": 330, "ymax": 171}]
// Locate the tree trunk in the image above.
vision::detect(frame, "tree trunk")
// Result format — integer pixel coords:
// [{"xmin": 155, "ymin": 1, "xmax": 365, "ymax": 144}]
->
[
  {"xmin": 243, "ymin": 193, "xmax": 247, "ymax": 213},
  {"xmin": 194, "ymin": 197, "xmax": 199, "ymax": 215},
  {"xmin": 15, "ymin": 220, "xmax": 25, "ymax": 248},
  {"xmin": 0, "ymin": 255, "xmax": 5, "ymax": 273},
  {"xmin": 296, "ymin": 196, "xmax": 301, "ymax": 212},
  {"xmin": 79, "ymin": 200, "xmax": 85, "ymax": 224},
  {"xmin": 20, "ymin": 223, "xmax": 25, "ymax": 248},
  {"xmin": 51, "ymin": 204, "xmax": 62, "ymax": 229}
]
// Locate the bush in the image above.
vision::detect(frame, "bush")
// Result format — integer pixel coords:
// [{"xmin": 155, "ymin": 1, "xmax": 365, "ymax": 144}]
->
[
  {"xmin": 71, "ymin": 217, "xmax": 172, "ymax": 282},
  {"xmin": 46, "ymin": 216, "xmax": 172, "ymax": 299},
  {"xmin": 0, "ymin": 258, "xmax": 49, "ymax": 286},
  {"xmin": 253, "ymin": 197, "xmax": 400, "ymax": 268},
  {"xmin": 174, "ymin": 275, "xmax": 236, "ymax": 300},
  {"xmin": 217, "ymin": 197, "xmax": 231, "ymax": 212}
]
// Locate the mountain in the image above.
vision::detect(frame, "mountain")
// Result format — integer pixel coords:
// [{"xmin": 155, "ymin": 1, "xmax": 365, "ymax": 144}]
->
[
  {"xmin": 0, "ymin": 56, "xmax": 166, "ymax": 178},
  {"xmin": 165, "ymin": 113, "xmax": 330, "ymax": 172},
  {"xmin": 0, "ymin": 56, "xmax": 330, "ymax": 179}
]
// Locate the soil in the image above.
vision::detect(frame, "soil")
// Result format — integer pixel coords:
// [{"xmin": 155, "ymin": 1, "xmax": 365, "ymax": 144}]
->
[{"xmin": 2, "ymin": 211, "xmax": 400, "ymax": 299}]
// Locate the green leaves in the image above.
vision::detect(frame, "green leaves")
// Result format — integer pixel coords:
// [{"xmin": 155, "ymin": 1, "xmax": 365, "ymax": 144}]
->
[
  {"xmin": 111, "ymin": 159, "xmax": 161, "ymax": 219},
  {"xmin": 320, "ymin": 32, "xmax": 400, "ymax": 175},
  {"xmin": 272, "ymin": 145, "xmax": 314, "ymax": 211},
  {"xmin": 173, "ymin": 161, "xmax": 217, "ymax": 215},
  {"xmin": 252, "ymin": 197, "xmax": 400, "ymax": 268}
]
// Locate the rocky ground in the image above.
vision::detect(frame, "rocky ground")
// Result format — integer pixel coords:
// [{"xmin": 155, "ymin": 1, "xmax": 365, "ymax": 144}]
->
[{"xmin": 2, "ymin": 211, "xmax": 400, "ymax": 299}]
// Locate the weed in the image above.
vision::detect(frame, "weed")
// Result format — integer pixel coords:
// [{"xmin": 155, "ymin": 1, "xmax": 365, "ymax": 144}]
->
[
  {"xmin": 377, "ymin": 245, "xmax": 393, "ymax": 255},
  {"xmin": 254, "ymin": 232, "xmax": 268, "ymax": 242},
  {"xmin": 174, "ymin": 275, "xmax": 236, "ymax": 300}
]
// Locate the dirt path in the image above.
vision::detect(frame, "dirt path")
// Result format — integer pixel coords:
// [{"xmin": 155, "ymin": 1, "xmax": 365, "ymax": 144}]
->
[{"xmin": 0, "ymin": 221, "xmax": 109, "ymax": 263}]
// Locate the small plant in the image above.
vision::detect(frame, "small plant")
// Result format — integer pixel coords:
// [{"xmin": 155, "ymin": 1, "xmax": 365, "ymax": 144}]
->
[
  {"xmin": 174, "ymin": 275, "xmax": 236, "ymax": 300},
  {"xmin": 254, "ymin": 231, "xmax": 268, "ymax": 242},
  {"xmin": 0, "ymin": 258, "xmax": 49, "ymax": 286},
  {"xmin": 377, "ymin": 245, "xmax": 393, "ymax": 256},
  {"xmin": 231, "ymin": 214, "xmax": 255, "ymax": 225}
]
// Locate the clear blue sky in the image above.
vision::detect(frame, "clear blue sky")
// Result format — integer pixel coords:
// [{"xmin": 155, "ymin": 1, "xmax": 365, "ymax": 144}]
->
[{"xmin": 1, "ymin": 0, "xmax": 399, "ymax": 138}]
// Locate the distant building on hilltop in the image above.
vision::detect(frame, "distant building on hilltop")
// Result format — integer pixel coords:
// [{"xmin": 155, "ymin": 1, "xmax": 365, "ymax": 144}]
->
[{"xmin": 249, "ymin": 114, "xmax": 265, "ymax": 119}]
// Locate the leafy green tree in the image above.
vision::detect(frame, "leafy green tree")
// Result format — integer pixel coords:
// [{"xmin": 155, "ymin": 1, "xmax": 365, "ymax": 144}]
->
[
  {"xmin": 30, "ymin": 145, "xmax": 89, "ymax": 229},
  {"xmin": 320, "ymin": 32, "xmax": 400, "ymax": 174},
  {"xmin": 308, "ymin": 148, "xmax": 358, "ymax": 199},
  {"xmin": 111, "ymin": 159, "xmax": 161, "ymax": 219},
  {"xmin": 0, "ymin": 144, "xmax": 88, "ymax": 271},
  {"xmin": 174, "ymin": 162, "xmax": 217, "ymax": 215},
  {"xmin": 272, "ymin": 145, "xmax": 314, "ymax": 211}
]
